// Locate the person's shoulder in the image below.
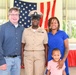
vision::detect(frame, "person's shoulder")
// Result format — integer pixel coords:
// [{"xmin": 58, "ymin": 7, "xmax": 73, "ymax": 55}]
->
[
  {"xmin": 48, "ymin": 60, "xmax": 54, "ymax": 66},
  {"xmin": 48, "ymin": 60, "xmax": 53, "ymax": 63},
  {"xmin": 48, "ymin": 32, "xmax": 51, "ymax": 34},
  {"xmin": 0, "ymin": 22, "xmax": 9, "ymax": 28},
  {"xmin": 19, "ymin": 25, "xmax": 25, "ymax": 30},
  {"xmin": 58, "ymin": 30, "xmax": 67, "ymax": 34},
  {"xmin": 58, "ymin": 30, "xmax": 69, "ymax": 38},
  {"xmin": 58, "ymin": 30, "xmax": 65, "ymax": 32},
  {"xmin": 23, "ymin": 27, "xmax": 30, "ymax": 32},
  {"xmin": 39, "ymin": 27, "xmax": 47, "ymax": 33}
]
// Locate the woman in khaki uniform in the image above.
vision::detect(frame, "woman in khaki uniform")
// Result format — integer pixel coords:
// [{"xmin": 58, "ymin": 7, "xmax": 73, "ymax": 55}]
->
[{"xmin": 21, "ymin": 10, "xmax": 48, "ymax": 75}]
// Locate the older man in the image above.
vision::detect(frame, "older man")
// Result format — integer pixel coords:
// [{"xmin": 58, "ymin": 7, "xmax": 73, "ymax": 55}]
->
[
  {"xmin": 0, "ymin": 7, "xmax": 24, "ymax": 75},
  {"xmin": 21, "ymin": 10, "xmax": 48, "ymax": 75}
]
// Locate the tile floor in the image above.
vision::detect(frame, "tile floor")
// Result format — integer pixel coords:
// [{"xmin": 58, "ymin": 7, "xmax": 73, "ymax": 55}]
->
[{"xmin": 20, "ymin": 67, "xmax": 76, "ymax": 75}]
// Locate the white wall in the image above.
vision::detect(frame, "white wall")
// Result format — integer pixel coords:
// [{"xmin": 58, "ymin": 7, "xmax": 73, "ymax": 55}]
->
[{"xmin": 69, "ymin": 44, "xmax": 76, "ymax": 50}]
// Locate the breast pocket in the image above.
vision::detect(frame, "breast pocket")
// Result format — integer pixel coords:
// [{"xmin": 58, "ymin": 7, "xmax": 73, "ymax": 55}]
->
[
  {"xmin": 37, "ymin": 33, "xmax": 44, "ymax": 43},
  {"xmin": 25, "ymin": 33, "xmax": 33, "ymax": 44}
]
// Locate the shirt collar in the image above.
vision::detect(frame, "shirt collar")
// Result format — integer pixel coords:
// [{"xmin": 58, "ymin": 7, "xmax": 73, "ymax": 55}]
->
[
  {"xmin": 29, "ymin": 26, "xmax": 41, "ymax": 31},
  {"xmin": 49, "ymin": 30, "xmax": 60, "ymax": 35},
  {"xmin": 8, "ymin": 21, "xmax": 20, "ymax": 27}
]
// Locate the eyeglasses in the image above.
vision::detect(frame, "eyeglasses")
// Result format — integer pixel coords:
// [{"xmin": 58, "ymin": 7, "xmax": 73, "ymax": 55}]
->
[{"xmin": 9, "ymin": 14, "xmax": 19, "ymax": 16}]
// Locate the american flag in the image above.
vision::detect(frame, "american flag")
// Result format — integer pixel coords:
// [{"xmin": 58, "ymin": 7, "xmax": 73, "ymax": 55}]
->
[{"xmin": 14, "ymin": 0, "xmax": 56, "ymax": 29}]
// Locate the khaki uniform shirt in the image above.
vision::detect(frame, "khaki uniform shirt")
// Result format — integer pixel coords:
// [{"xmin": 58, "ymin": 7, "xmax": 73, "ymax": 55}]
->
[{"xmin": 22, "ymin": 26, "xmax": 48, "ymax": 51}]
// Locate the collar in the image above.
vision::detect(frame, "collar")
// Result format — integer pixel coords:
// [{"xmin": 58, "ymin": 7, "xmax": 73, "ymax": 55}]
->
[
  {"xmin": 29, "ymin": 26, "xmax": 44, "ymax": 33},
  {"xmin": 8, "ymin": 21, "xmax": 20, "ymax": 27},
  {"xmin": 29, "ymin": 26, "xmax": 41, "ymax": 30},
  {"xmin": 49, "ymin": 30, "xmax": 60, "ymax": 35}
]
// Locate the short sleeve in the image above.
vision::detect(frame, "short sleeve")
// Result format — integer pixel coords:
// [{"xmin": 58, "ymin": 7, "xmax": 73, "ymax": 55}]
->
[
  {"xmin": 62, "ymin": 31, "xmax": 69, "ymax": 40},
  {"xmin": 43, "ymin": 30, "xmax": 48, "ymax": 44}
]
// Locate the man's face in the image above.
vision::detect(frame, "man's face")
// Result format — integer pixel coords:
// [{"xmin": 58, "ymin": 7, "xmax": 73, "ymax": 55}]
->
[
  {"xmin": 8, "ymin": 10, "xmax": 19, "ymax": 24},
  {"xmin": 32, "ymin": 17, "xmax": 40, "ymax": 28}
]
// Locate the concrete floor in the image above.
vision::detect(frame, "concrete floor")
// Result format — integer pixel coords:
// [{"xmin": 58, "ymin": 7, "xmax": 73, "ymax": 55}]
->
[
  {"xmin": 20, "ymin": 67, "xmax": 76, "ymax": 75},
  {"xmin": 69, "ymin": 67, "xmax": 76, "ymax": 75}
]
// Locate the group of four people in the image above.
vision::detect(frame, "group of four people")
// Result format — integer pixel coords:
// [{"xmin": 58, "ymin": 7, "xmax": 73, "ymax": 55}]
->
[{"xmin": 0, "ymin": 7, "xmax": 69, "ymax": 75}]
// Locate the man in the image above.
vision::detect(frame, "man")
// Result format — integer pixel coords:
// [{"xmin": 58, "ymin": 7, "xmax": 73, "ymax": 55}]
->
[
  {"xmin": 0, "ymin": 7, "xmax": 24, "ymax": 75},
  {"xmin": 21, "ymin": 10, "xmax": 48, "ymax": 75}
]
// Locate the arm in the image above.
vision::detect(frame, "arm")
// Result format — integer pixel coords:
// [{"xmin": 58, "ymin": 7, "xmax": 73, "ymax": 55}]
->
[
  {"xmin": 44, "ymin": 44, "xmax": 48, "ymax": 67},
  {"xmin": 44, "ymin": 30, "xmax": 48, "ymax": 67},
  {"xmin": 62, "ymin": 70, "xmax": 66, "ymax": 75},
  {"xmin": 21, "ymin": 43, "xmax": 25, "ymax": 68},
  {"xmin": 62, "ymin": 38, "xmax": 69, "ymax": 61},
  {"xmin": 47, "ymin": 70, "xmax": 51, "ymax": 75},
  {"xmin": 58, "ymin": 38, "xmax": 69, "ymax": 69},
  {"xmin": 0, "ymin": 25, "xmax": 7, "ymax": 70}
]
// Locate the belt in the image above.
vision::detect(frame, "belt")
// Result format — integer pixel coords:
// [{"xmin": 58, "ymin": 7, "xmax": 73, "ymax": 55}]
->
[
  {"xmin": 25, "ymin": 50, "xmax": 44, "ymax": 52},
  {"xmin": 5, "ymin": 55, "xmax": 18, "ymax": 58}
]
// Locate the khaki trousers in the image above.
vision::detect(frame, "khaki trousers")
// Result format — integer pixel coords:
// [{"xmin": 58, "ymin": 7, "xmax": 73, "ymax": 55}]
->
[{"xmin": 24, "ymin": 50, "xmax": 45, "ymax": 75}]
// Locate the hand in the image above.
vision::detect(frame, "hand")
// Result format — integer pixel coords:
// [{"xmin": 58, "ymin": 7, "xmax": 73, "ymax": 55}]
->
[
  {"xmin": 21, "ymin": 53, "xmax": 24, "ymax": 69},
  {"xmin": 57, "ymin": 59, "xmax": 64, "ymax": 69},
  {"xmin": 45, "ymin": 61, "xmax": 48, "ymax": 67},
  {"xmin": 0, "ymin": 64, "xmax": 7, "ymax": 70},
  {"xmin": 21, "ymin": 59, "xmax": 24, "ymax": 69}
]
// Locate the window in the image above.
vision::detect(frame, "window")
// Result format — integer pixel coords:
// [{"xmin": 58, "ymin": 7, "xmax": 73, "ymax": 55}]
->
[
  {"xmin": 0, "ymin": 0, "xmax": 10, "ymax": 25},
  {"xmin": 63, "ymin": 0, "xmax": 76, "ymax": 43}
]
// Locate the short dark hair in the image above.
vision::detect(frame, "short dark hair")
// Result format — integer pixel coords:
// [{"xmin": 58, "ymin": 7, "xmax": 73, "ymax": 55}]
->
[
  {"xmin": 52, "ymin": 48, "xmax": 61, "ymax": 55},
  {"xmin": 48, "ymin": 17, "xmax": 60, "ymax": 32}
]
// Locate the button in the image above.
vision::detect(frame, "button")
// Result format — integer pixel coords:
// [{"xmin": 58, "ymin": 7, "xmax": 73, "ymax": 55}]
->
[
  {"xmin": 15, "ymin": 53, "xmax": 17, "ymax": 55},
  {"xmin": 16, "ymin": 43, "xmax": 18, "ymax": 44},
  {"xmin": 16, "ymin": 37, "xmax": 17, "ymax": 39},
  {"xmin": 16, "ymin": 48, "xmax": 18, "ymax": 50},
  {"xmin": 16, "ymin": 33, "xmax": 18, "ymax": 34}
]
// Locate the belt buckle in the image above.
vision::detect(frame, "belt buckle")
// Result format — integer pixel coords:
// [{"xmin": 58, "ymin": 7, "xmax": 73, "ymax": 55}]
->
[{"xmin": 12, "ymin": 55, "xmax": 17, "ymax": 58}]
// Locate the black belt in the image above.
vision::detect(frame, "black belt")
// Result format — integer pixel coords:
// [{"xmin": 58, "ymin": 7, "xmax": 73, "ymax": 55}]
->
[
  {"xmin": 5, "ymin": 55, "xmax": 18, "ymax": 58},
  {"xmin": 25, "ymin": 50, "xmax": 44, "ymax": 52}
]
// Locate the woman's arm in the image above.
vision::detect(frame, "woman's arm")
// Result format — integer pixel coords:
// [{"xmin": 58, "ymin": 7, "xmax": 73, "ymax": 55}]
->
[
  {"xmin": 57, "ymin": 38, "xmax": 69, "ymax": 69},
  {"xmin": 63, "ymin": 38, "xmax": 69, "ymax": 61}
]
